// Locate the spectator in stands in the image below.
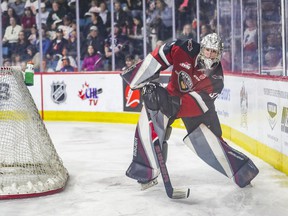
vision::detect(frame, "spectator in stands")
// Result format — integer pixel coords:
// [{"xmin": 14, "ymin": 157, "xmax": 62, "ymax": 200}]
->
[
  {"xmin": 21, "ymin": 7, "xmax": 36, "ymax": 34},
  {"xmin": 1, "ymin": 2, "xmax": 9, "ymax": 33},
  {"xmin": 83, "ymin": 25, "xmax": 104, "ymax": 56},
  {"xmin": 57, "ymin": 14, "xmax": 74, "ymax": 40},
  {"xmin": 6, "ymin": 6, "xmax": 20, "ymax": 24},
  {"xmin": 67, "ymin": 0, "xmax": 89, "ymax": 19},
  {"xmin": 84, "ymin": 12, "xmax": 106, "ymax": 38},
  {"xmin": 23, "ymin": 45, "xmax": 40, "ymax": 70},
  {"xmin": 27, "ymin": 24, "xmax": 38, "ymax": 46},
  {"xmin": 8, "ymin": 0, "xmax": 25, "ymax": 18},
  {"xmin": 11, "ymin": 53, "xmax": 22, "ymax": 67},
  {"xmin": 14, "ymin": 30, "xmax": 29, "ymax": 60},
  {"xmin": 262, "ymin": 1, "xmax": 281, "ymax": 24},
  {"xmin": 1, "ymin": 6, "xmax": 19, "ymax": 35},
  {"xmin": 20, "ymin": 61, "xmax": 26, "ymax": 71},
  {"xmin": 209, "ymin": 14, "xmax": 217, "ymax": 33},
  {"xmin": 104, "ymin": 23, "xmax": 129, "ymax": 70},
  {"xmin": 263, "ymin": 32, "xmax": 281, "ymax": 55},
  {"xmin": 176, "ymin": 0, "xmax": 194, "ymax": 31},
  {"xmin": 178, "ymin": 23, "xmax": 196, "ymax": 40},
  {"xmin": 221, "ymin": 50, "xmax": 231, "ymax": 71},
  {"xmin": 55, "ymin": 46, "xmax": 77, "ymax": 72},
  {"xmin": 46, "ymin": 28, "xmax": 68, "ymax": 61},
  {"xmin": 149, "ymin": 0, "xmax": 173, "ymax": 41},
  {"xmin": 127, "ymin": 15, "xmax": 143, "ymax": 55},
  {"xmin": 243, "ymin": 50, "xmax": 258, "ymax": 72},
  {"xmin": 2, "ymin": 16, "xmax": 23, "ymax": 58},
  {"xmin": 59, "ymin": 56, "xmax": 75, "ymax": 72},
  {"xmin": 1, "ymin": 0, "xmax": 8, "ymax": 12},
  {"xmin": 113, "ymin": 1, "xmax": 132, "ymax": 36},
  {"xmin": 200, "ymin": 24, "xmax": 212, "ymax": 40},
  {"xmin": 126, "ymin": 0, "xmax": 142, "ymax": 18},
  {"xmin": 35, "ymin": 2, "xmax": 49, "ymax": 26},
  {"xmin": 263, "ymin": 49, "xmax": 282, "ymax": 69},
  {"xmin": 24, "ymin": 0, "xmax": 39, "ymax": 15},
  {"xmin": 88, "ymin": 0, "xmax": 99, "ymax": 8},
  {"xmin": 98, "ymin": 1, "xmax": 111, "ymax": 31},
  {"xmin": 36, "ymin": 25, "xmax": 51, "ymax": 56},
  {"xmin": 3, "ymin": 58, "xmax": 12, "ymax": 67},
  {"xmin": 82, "ymin": 45, "xmax": 103, "ymax": 71},
  {"xmin": 121, "ymin": 54, "xmax": 135, "ymax": 71},
  {"xmin": 243, "ymin": 16, "xmax": 257, "ymax": 52},
  {"xmin": 66, "ymin": 29, "xmax": 79, "ymax": 59},
  {"xmin": 40, "ymin": 58, "xmax": 55, "ymax": 73},
  {"xmin": 46, "ymin": 1, "xmax": 66, "ymax": 31},
  {"xmin": 202, "ymin": 0, "xmax": 216, "ymax": 19}
]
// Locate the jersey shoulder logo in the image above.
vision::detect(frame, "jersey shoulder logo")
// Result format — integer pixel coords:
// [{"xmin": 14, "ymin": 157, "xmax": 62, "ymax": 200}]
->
[{"xmin": 187, "ymin": 39, "xmax": 193, "ymax": 51}]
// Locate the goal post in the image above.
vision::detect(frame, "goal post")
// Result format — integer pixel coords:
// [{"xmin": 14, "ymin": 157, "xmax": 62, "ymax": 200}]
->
[{"xmin": 0, "ymin": 66, "xmax": 69, "ymax": 199}]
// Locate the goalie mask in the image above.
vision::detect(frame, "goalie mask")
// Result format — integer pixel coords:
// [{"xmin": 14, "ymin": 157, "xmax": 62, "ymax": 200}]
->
[{"xmin": 197, "ymin": 33, "xmax": 224, "ymax": 72}]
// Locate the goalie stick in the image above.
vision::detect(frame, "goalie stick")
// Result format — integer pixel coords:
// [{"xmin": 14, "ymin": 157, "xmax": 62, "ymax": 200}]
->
[
  {"xmin": 146, "ymin": 108, "xmax": 190, "ymax": 199},
  {"xmin": 97, "ymin": 88, "xmax": 103, "ymax": 94},
  {"xmin": 120, "ymin": 68, "xmax": 189, "ymax": 199}
]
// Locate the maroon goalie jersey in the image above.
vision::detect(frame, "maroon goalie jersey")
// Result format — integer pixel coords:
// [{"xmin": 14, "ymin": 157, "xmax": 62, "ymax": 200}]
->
[{"xmin": 151, "ymin": 39, "xmax": 224, "ymax": 118}]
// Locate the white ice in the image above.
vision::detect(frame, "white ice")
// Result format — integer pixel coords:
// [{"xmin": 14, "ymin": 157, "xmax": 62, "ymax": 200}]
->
[{"xmin": 2, "ymin": 122, "xmax": 288, "ymax": 216}]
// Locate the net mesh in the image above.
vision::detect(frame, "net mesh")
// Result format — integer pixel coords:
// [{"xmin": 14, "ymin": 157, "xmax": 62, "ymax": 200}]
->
[{"xmin": 0, "ymin": 67, "xmax": 68, "ymax": 199}]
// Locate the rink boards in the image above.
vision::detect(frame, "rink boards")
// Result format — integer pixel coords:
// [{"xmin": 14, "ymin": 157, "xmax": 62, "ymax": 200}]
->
[{"xmin": 24, "ymin": 71, "xmax": 288, "ymax": 175}]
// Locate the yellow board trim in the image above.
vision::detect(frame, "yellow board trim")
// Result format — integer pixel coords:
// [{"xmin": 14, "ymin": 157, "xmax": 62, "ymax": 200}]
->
[
  {"xmin": 42, "ymin": 111, "xmax": 288, "ymax": 175},
  {"xmin": 43, "ymin": 111, "xmax": 140, "ymax": 124},
  {"xmin": 221, "ymin": 124, "xmax": 288, "ymax": 175}
]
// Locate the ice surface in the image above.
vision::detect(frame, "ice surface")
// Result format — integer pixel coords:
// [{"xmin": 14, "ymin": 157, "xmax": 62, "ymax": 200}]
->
[{"xmin": 1, "ymin": 122, "xmax": 288, "ymax": 216}]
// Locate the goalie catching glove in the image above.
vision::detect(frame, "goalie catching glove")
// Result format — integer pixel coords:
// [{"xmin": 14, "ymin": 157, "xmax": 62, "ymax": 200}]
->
[{"xmin": 142, "ymin": 82, "xmax": 181, "ymax": 118}]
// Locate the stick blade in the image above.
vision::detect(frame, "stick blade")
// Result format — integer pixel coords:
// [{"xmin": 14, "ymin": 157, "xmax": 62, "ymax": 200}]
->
[{"xmin": 171, "ymin": 188, "xmax": 190, "ymax": 199}]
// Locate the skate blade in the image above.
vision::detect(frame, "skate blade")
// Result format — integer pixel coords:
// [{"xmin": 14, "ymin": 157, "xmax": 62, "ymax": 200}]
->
[{"xmin": 140, "ymin": 179, "xmax": 158, "ymax": 190}]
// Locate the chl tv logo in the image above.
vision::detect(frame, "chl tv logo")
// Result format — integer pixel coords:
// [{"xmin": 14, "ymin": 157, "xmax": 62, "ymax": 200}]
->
[{"xmin": 78, "ymin": 82, "xmax": 102, "ymax": 106}]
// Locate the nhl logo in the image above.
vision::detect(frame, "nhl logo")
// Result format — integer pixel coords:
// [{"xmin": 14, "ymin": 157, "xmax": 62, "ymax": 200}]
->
[
  {"xmin": 51, "ymin": 81, "xmax": 67, "ymax": 104},
  {"xmin": 0, "ymin": 83, "xmax": 10, "ymax": 100}
]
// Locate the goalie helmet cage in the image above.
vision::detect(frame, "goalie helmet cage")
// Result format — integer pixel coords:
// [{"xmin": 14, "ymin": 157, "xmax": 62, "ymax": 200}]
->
[{"xmin": 0, "ymin": 67, "xmax": 69, "ymax": 199}]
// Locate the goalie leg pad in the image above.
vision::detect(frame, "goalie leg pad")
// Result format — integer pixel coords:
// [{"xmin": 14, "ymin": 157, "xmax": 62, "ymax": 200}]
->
[
  {"xmin": 183, "ymin": 124, "xmax": 259, "ymax": 186},
  {"xmin": 125, "ymin": 106, "xmax": 170, "ymax": 182}
]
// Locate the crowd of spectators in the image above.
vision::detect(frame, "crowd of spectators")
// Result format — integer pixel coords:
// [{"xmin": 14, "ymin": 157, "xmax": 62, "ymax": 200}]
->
[
  {"xmin": 1, "ymin": 0, "xmax": 202, "ymax": 72},
  {"xmin": 0, "ymin": 0, "xmax": 283, "ymax": 74},
  {"xmin": 241, "ymin": 0, "xmax": 282, "ymax": 74}
]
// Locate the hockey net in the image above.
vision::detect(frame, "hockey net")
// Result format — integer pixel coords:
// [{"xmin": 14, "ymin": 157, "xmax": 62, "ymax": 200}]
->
[{"xmin": 0, "ymin": 67, "xmax": 69, "ymax": 199}]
